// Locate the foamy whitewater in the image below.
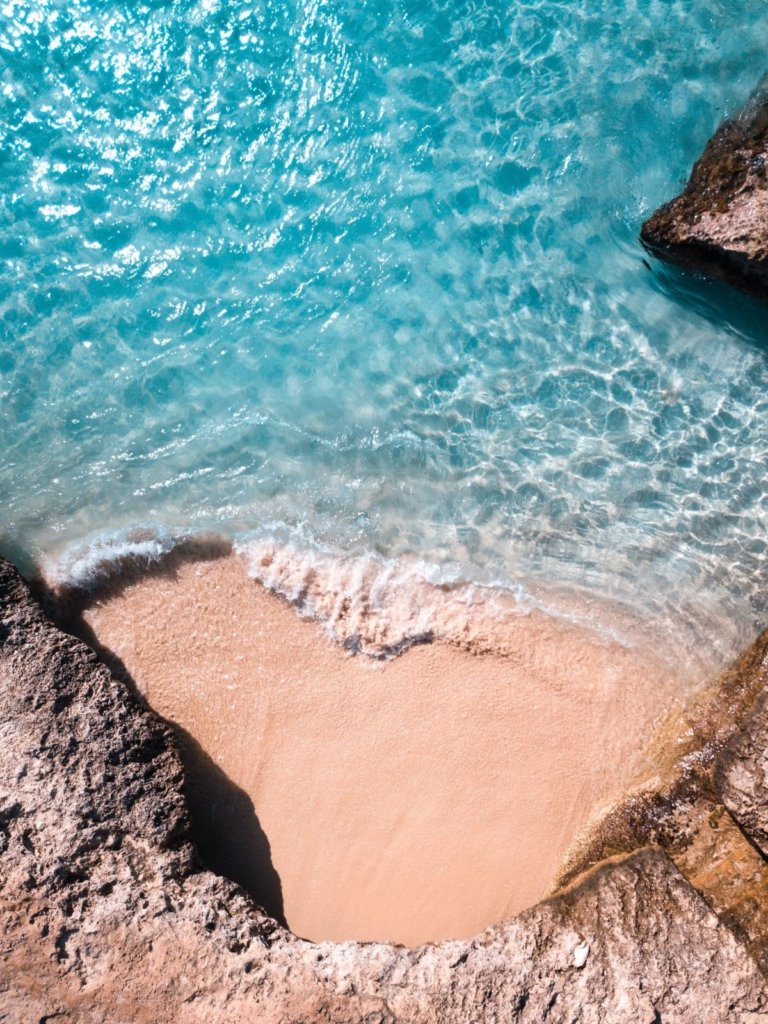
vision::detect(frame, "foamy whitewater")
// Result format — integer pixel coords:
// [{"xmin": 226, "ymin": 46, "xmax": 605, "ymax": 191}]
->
[{"xmin": 3, "ymin": 0, "xmax": 768, "ymax": 672}]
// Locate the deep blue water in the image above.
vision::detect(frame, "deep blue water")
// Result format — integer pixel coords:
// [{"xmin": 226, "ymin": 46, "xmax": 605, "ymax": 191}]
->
[{"xmin": 2, "ymin": 0, "xmax": 768, "ymax": 669}]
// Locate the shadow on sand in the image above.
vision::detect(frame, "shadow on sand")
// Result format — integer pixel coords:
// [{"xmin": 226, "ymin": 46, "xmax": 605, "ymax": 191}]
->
[
  {"xmin": 173, "ymin": 722, "xmax": 286, "ymax": 927},
  {"xmin": 30, "ymin": 559, "xmax": 287, "ymax": 929}
]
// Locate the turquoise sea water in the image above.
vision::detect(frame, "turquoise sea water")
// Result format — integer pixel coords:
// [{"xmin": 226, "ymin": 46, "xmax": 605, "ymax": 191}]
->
[{"xmin": 2, "ymin": 0, "xmax": 768, "ymax": 670}]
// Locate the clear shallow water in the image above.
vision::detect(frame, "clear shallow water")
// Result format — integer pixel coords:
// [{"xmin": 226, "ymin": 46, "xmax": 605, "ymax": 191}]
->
[{"xmin": 2, "ymin": 0, "xmax": 768, "ymax": 671}]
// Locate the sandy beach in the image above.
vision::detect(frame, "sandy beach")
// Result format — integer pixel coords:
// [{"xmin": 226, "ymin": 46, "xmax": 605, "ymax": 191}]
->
[{"xmin": 77, "ymin": 550, "xmax": 691, "ymax": 945}]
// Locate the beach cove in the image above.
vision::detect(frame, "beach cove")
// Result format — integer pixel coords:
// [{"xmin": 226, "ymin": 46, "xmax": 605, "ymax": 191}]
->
[
  {"xmin": 62, "ymin": 543, "xmax": 690, "ymax": 944},
  {"xmin": 4, "ymin": 0, "xmax": 768, "ymax": 1017}
]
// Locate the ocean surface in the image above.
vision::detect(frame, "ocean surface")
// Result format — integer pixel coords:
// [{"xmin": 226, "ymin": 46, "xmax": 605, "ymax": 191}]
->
[{"xmin": 2, "ymin": 0, "xmax": 768, "ymax": 673}]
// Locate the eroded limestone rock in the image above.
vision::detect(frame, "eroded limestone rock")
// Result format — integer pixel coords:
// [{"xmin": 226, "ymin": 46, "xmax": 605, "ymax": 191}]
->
[
  {"xmin": 1, "ymin": 557, "xmax": 767, "ymax": 1023},
  {"xmin": 717, "ymin": 689, "xmax": 768, "ymax": 858},
  {"xmin": 641, "ymin": 80, "xmax": 768, "ymax": 299}
]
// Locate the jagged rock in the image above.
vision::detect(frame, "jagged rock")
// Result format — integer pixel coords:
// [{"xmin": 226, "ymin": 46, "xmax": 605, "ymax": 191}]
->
[
  {"xmin": 1, "ymin": 557, "xmax": 767, "ymax": 1023},
  {"xmin": 641, "ymin": 80, "xmax": 768, "ymax": 299},
  {"xmin": 717, "ymin": 688, "xmax": 768, "ymax": 857}
]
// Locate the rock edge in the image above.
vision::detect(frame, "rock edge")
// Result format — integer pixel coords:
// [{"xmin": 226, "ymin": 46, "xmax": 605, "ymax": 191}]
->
[{"xmin": 641, "ymin": 80, "xmax": 768, "ymax": 300}]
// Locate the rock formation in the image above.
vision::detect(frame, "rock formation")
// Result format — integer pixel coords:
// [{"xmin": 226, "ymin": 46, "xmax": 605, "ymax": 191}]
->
[
  {"xmin": 2, "ymin": 556, "xmax": 768, "ymax": 1022},
  {"xmin": 717, "ymin": 689, "xmax": 768, "ymax": 856},
  {"xmin": 641, "ymin": 80, "xmax": 768, "ymax": 299}
]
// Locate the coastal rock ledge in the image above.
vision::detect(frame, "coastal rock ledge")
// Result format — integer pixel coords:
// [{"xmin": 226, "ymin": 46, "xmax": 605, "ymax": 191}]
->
[
  {"xmin": 1, "ymin": 557, "xmax": 767, "ymax": 1023},
  {"xmin": 717, "ymin": 689, "xmax": 768, "ymax": 858},
  {"xmin": 641, "ymin": 82, "xmax": 768, "ymax": 299}
]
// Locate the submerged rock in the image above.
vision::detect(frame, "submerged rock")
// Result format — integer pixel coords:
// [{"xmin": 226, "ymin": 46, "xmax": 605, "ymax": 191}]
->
[
  {"xmin": 1, "ymin": 557, "xmax": 767, "ymax": 1022},
  {"xmin": 641, "ymin": 80, "xmax": 768, "ymax": 299}
]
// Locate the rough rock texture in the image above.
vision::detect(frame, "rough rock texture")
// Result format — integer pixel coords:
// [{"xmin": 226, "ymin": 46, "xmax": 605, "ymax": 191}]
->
[
  {"xmin": 2, "ymin": 558, "xmax": 768, "ymax": 1023},
  {"xmin": 641, "ymin": 80, "xmax": 768, "ymax": 298},
  {"xmin": 555, "ymin": 626, "xmax": 768, "ymax": 973},
  {"xmin": 717, "ymin": 690, "xmax": 768, "ymax": 857}
]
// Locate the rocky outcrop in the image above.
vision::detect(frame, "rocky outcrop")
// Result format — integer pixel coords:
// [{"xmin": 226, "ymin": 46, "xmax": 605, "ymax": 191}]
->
[
  {"xmin": 2, "ymin": 557, "xmax": 768, "ymax": 1023},
  {"xmin": 641, "ymin": 80, "xmax": 768, "ymax": 299},
  {"xmin": 717, "ymin": 689, "xmax": 768, "ymax": 857},
  {"xmin": 552, "ymin": 626, "xmax": 768, "ymax": 974}
]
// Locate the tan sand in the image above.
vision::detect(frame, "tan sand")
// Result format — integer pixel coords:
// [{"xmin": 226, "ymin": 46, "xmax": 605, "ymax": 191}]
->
[{"xmin": 80, "ymin": 551, "xmax": 691, "ymax": 945}]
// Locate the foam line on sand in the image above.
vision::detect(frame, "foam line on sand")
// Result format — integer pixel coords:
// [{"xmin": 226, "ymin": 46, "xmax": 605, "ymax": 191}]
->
[{"xmin": 75, "ymin": 548, "xmax": 693, "ymax": 945}]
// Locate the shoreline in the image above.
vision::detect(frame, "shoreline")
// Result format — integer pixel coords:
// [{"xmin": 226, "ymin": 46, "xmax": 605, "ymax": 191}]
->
[
  {"xmin": 38, "ymin": 523, "xmax": 739, "ymax": 677},
  {"xmin": 5, "ymin": 549, "xmax": 766, "ymax": 1020},
  {"xmin": 46, "ymin": 539, "xmax": 704, "ymax": 945}
]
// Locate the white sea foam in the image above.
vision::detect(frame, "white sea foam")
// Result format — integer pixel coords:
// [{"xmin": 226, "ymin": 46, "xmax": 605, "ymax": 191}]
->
[
  {"xmin": 43, "ymin": 527, "xmax": 183, "ymax": 589},
  {"xmin": 232, "ymin": 532, "xmax": 710, "ymax": 670},
  {"xmin": 41, "ymin": 522, "xmax": 740, "ymax": 680},
  {"xmin": 235, "ymin": 535, "xmax": 534, "ymax": 656}
]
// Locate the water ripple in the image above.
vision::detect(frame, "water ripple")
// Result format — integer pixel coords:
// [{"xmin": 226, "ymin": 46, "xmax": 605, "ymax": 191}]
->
[{"xmin": 2, "ymin": 0, "xmax": 768, "ymax": 670}]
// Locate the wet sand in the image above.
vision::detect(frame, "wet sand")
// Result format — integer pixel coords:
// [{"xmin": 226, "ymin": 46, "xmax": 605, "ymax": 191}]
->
[{"xmin": 80, "ymin": 551, "xmax": 690, "ymax": 945}]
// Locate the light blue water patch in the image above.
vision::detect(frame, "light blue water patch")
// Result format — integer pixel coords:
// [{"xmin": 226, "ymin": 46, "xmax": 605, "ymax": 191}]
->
[{"xmin": 2, "ymin": 0, "xmax": 768, "ymax": 669}]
